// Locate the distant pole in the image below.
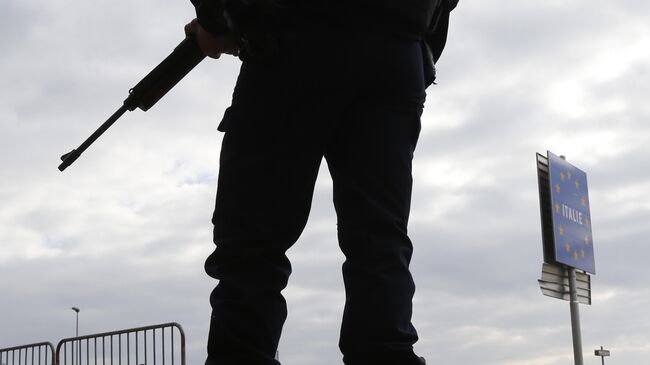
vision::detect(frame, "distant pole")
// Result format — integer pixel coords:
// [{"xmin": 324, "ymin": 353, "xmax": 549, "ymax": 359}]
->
[
  {"xmin": 568, "ymin": 268, "xmax": 584, "ymax": 365},
  {"xmin": 600, "ymin": 346, "xmax": 605, "ymax": 365}
]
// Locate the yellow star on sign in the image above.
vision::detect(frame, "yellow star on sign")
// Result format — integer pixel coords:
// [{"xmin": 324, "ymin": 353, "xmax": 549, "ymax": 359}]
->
[
  {"xmin": 559, "ymin": 225, "xmax": 565, "ymax": 236},
  {"xmin": 574, "ymin": 250, "xmax": 579, "ymax": 260},
  {"xmin": 560, "ymin": 172, "xmax": 566, "ymax": 181},
  {"xmin": 585, "ymin": 218, "xmax": 591, "ymax": 227},
  {"xmin": 565, "ymin": 242, "xmax": 571, "ymax": 253},
  {"xmin": 555, "ymin": 203, "xmax": 561, "ymax": 213},
  {"xmin": 575, "ymin": 179, "xmax": 580, "ymax": 189},
  {"xmin": 581, "ymin": 196, "xmax": 587, "ymax": 206},
  {"xmin": 567, "ymin": 171, "xmax": 573, "ymax": 180},
  {"xmin": 581, "ymin": 249, "xmax": 585, "ymax": 258},
  {"xmin": 556, "ymin": 184, "xmax": 561, "ymax": 193},
  {"xmin": 585, "ymin": 236, "xmax": 591, "ymax": 246}
]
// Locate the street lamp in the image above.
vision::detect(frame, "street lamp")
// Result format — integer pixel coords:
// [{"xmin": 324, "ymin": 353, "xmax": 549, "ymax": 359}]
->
[
  {"xmin": 71, "ymin": 307, "xmax": 80, "ymax": 365},
  {"xmin": 71, "ymin": 307, "xmax": 80, "ymax": 336}
]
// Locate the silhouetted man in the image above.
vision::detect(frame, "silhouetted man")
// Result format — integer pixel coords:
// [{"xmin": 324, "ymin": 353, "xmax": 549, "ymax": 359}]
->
[{"xmin": 185, "ymin": 1, "xmax": 458, "ymax": 364}]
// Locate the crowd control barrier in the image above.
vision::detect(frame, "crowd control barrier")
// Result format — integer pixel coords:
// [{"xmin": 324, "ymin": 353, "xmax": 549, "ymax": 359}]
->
[
  {"xmin": 1, "ymin": 342, "xmax": 55, "ymax": 365},
  {"xmin": 54, "ymin": 323, "xmax": 185, "ymax": 365}
]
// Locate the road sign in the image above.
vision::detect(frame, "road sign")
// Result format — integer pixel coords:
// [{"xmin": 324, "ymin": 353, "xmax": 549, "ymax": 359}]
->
[
  {"xmin": 595, "ymin": 349, "xmax": 610, "ymax": 356},
  {"xmin": 537, "ymin": 152, "xmax": 594, "ymax": 365},
  {"xmin": 539, "ymin": 263, "xmax": 591, "ymax": 305},
  {"xmin": 595, "ymin": 346, "xmax": 611, "ymax": 365},
  {"xmin": 547, "ymin": 152, "xmax": 595, "ymax": 273}
]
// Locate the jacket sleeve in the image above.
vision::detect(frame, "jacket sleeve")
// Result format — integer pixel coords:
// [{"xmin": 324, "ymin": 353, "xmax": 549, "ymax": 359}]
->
[
  {"xmin": 422, "ymin": 0, "xmax": 458, "ymax": 86},
  {"xmin": 425, "ymin": 0, "xmax": 457, "ymax": 63},
  {"xmin": 190, "ymin": 0, "xmax": 230, "ymax": 36}
]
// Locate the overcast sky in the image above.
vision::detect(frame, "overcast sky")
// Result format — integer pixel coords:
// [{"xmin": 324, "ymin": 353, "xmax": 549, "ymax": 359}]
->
[{"xmin": 2, "ymin": 1, "xmax": 650, "ymax": 364}]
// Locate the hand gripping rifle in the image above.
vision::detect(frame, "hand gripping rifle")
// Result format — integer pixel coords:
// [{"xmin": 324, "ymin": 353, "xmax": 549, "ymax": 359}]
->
[{"xmin": 58, "ymin": 34, "xmax": 206, "ymax": 171}]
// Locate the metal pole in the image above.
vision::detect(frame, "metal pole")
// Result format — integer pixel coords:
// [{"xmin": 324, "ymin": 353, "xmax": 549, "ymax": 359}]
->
[
  {"xmin": 72, "ymin": 307, "xmax": 80, "ymax": 365},
  {"xmin": 568, "ymin": 267, "xmax": 584, "ymax": 365},
  {"xmin": 72, "ymin": 307, "xmax": 80, "ymax": 336},
  {"xmin": 600, "ymin": 346, "xmax": 605, "ymax": 365},
  {"xmin": 77, "ymin": 314, "xmax": 80, "ymax": 365}
]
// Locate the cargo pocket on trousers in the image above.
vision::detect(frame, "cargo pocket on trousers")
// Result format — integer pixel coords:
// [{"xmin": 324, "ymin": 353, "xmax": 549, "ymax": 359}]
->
[{"xmin": 217, "ymin": 105, "xmax": 240, "ymax": 133}]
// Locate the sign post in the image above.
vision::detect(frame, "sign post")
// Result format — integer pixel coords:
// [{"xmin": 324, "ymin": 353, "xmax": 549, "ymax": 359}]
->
[
  {"xmin": 536, "ymin": 151, "xmax": 595, "ymax": 365},
  {"xmin": 594, "ymin": 346, "xmax": 610, "ymax": 365},
  {"xmin": 568, "ymin": 268, "xmax": 584, "ymax": 365}
]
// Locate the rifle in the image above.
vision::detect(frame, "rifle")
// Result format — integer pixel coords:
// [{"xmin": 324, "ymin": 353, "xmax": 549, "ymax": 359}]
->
[{"xmin": 58, "ymin": 34, "xmax": 206, "ymax": 172}]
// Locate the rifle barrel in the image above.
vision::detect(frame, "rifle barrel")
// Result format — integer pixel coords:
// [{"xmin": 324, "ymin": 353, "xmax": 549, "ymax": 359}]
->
[{"xmin": 58, "ymin": 105, "xmax": 129, "ymax": 171}]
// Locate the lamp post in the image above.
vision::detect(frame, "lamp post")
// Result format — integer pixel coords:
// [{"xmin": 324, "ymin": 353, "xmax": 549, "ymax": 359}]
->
[
  {"xmin": 71, "ymin": 307, "xmax": 80, "ymax": 365},
  {"xmin": 71, "ymin": 307, "xmax": 80, "ymax": 336}
]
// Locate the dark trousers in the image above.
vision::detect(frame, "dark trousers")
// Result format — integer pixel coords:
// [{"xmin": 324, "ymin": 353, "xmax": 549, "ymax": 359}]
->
[{"xmin": 205, "ymin": 20, "xmax": 426, "ymax": 365}]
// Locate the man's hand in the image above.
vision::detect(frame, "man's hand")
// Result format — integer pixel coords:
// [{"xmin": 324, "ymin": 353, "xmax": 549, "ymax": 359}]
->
[{"xmin": 184, "ymin": 18, "xmax": 239, "ymax": 59}]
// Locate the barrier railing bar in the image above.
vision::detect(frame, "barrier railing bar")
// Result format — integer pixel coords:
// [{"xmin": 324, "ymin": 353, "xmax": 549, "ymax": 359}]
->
[
  {"xmin": 132, "ymin": 333, "xmax": 135, "ymax": 365},
  {"xmin": 144, "ymin": 330, "xmax": 147, "ymax": 365}
]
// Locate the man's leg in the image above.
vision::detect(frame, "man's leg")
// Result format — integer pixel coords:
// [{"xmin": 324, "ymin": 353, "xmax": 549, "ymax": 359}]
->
[
  {"xmin": 326, "ymin": 106, "xmax": 423, "ymax": 364},
  {"xmin": 205, "ymin": 61, "xmax": 328, "ymax": 365},
  {"xmin": 325, "ymin": 35, "xmax": 426, "ymax": 365}
]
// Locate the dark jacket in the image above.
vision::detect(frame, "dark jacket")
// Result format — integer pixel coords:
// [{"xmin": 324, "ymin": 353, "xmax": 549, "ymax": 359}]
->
[
  {"xmin": 190, "ymin": 1, "xmax": 453, "ymax": 37},
  {"xmin": 190, "ymin": 0, "xmax": 457, "ymax": 83}
]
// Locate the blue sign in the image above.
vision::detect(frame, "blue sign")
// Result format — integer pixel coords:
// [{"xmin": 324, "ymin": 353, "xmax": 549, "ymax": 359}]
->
[{"xmin": 548, "ymin": 151, "xmax": 595, "ymax": 274}]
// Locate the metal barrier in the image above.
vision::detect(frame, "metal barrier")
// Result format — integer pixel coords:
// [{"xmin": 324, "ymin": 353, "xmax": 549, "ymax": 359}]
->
[
  {"xmin": 0, "ymin": 342, "xmax": 55, "ymax": 365},
  {"xmin": 55, "ymin": 323, "xmax": 185, "ymax": 365}
]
